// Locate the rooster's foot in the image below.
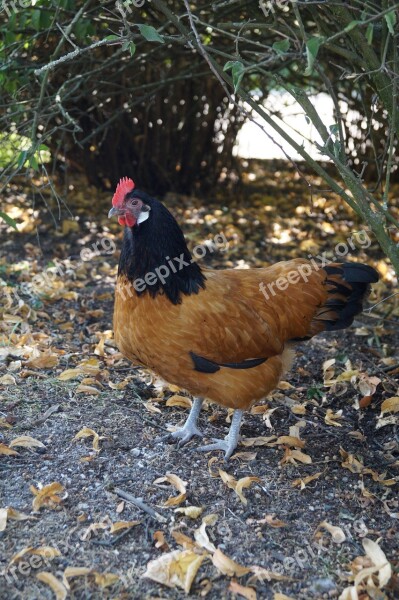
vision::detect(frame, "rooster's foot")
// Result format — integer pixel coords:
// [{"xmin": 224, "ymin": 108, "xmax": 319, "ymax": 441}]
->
[
  {"xmin": 160, "ymin": 397, "xmax": 204, "ymax": 448},
  {"xmin": 196, "ymin": 408, "xmax": 243, "ymax": 461}
]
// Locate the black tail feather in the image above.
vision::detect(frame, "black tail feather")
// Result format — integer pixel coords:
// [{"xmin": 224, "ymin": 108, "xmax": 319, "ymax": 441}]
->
[{"xmin": 319, "ymin": 262, "xmax": 379, "ymax": 332}]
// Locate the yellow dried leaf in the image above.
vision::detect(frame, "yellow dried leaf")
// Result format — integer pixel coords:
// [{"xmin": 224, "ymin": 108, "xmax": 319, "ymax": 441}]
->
[
  {"xmin": 36, "ymin": 572, "xmax": 67, "ymax": 600},
  {"xmin": 259, "ymin": 514, "xmax": 287, "ymax": 528},
  {"xmin": 362, "ymin": 537, "xmax": 392, "ymax": 587},
  {"xmin": 109, "ymin": 520, "xmax": 140, "ymax": 533},
  {"xmin": 31, "ymin": 482, "xmax": 64, "ymax": 512},
  {"xmin": 58, "ymin": 368, "xmax": 82, "ymax": 381},
  {"xmin": 9, "ymin": 546, "xmax": 61, "ymax": 567},
  {"xmin": 144, "ymin": 400, "xmax": 162, "ymax": 414},
  {"xmin": 175, "ymin": 506, "xmax": 203, "ymax": 519},
  {"xmin": 153, "ymin": 530, "xmax": 169, "ymax": 550},
  {"xmin": 26, "ymin": 351, "xmax": 59, "ymax": 369},
  {"xmin": 171, "ymin": 531, "xmax": 197, "ymax": 549},
  {"xmin": 229, "ymin": 580, "xmax": 257, "ymax": 600},
  {"xmin": 73, "ymin": 427, "xmax": 101, "ymax": 452},
  {"xmin": 194, "ymin": 520, "xmax": 217, "ymax": 553},
  {"xmin": 93, "ymin": 572, "xmax": 119, "ymax": 588},
  {"xmin": 108, "ymin": 379, "xmax": 130, "ymax": 390},
  {"xmin": 276, "ymin": 435, "xmax": 305, "ymax": 448},
  {"xmin": 9, "ymin": 435, "xmax": 45, "ymax": 449},
  {"xmin": 143, "ymin": 549, "xmax": 205, "ymax": 593},
  {"xmin": 0, "ymin": 443, "xmax": 19, "ymax": 456},
  {"xmin": 292, "ymin": 472, "xmax": 322, "ymax": 489},
  {"xmin": 381, "ymin": 397, "xmax": 399, "ymax": 414},
  {"xmin": 166, "ymin": 395, "xmax": 192, "ymax": 409},
  {"xmin": 235, "ymin": 477, "xmax": 261, "ymax": 505},
  {"xmin": 241, "ymin": 436, "xmax": 277, "ymax": 447},
  {"xmin": 154, "ymin": 473, "xmax": 187, "ymax": 506},
  {"xmin": 249, "ymin": 566, "xmax": 291, "ymax": 583},
  {"xmin": 0, "ymin": 374, "xmax": 16, "ymax": 385},
  {"xmin": 318, "ymin": 521, "xmax": 346, "ymax": 544},
  {"xmin": 0, "ymin": 507, "xmax": 34, "ymax": 532},
  {"xmin": 212, "ymin": 548, "xmax": 250, "ymax": 577},
  {"xmin": 280, "ymin": 448, "xmax": 312, "ymax": 465},
  {"xmin": 77, "ymin": 357, "xmax": 100, "ymax": 374},
  {"xmin": 325, "ymin": 409, "xmax": 343, "ymax": 427},
  {"xmin": 76, "ymin": 384, "xmax": 100, "ymax": 395}
]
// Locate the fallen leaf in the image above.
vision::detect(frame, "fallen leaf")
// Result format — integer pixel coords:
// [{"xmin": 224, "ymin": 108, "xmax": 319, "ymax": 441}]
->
[
  {"xmin": 292, "ymin": 472, "xmax": 322, "ymax": 489},
  {"xmin": 142, "ymin": 549, "xmax": 205, "ymax": 593},
  {"xmin": 194, "ymin": 519, "xmax": 217, "ymax": 553},
  {"xmin": 154, "ymin": 473, "xmax": 188, "ymax": 507},
  {"xmin": 380, "ymin": 397, "xmax": 399, "ymax": 414},
  {"xmin": 0, "ymin": 507, "xmax": 34, "ymax": 531},
  {"xmin": 109, "ymin": 520, "xmax": 140, "ymax": 533},
  {"xmin": 36, "ymin": 572, "xmax": 67, "ymax": 600},
  {"xmin": 93, "ymin": 572, "xmax": 119, "ymax": 588},
  {"xmin": 76, "ymin": 384, "xmax": 100, "ymax": 395},
  {"xmin": 258, "ymin": 514, "xmax": 288, "ymax": 528},
  {"xmin": 73, "ymin": 426, "xmax": 102, "ymax": 452},
  {"xmin": 241, "ymin": 436, "xmax": 277, "ymax": 447},
  {"xmin": 9, "ymin": 435, "xmax": 45, "ymax": 449},
  {"xmin": 9, "ymin": 546, "xmax": 61, "ymax": 566},
  {"xmin": 0, "ymin": 374, "xmax": 17, "ymax": 385},
  {"xmin": 212, "ymin": 548, "xmax": 250, "ymax": 577},
  {"xmin": 175, "ymin": 506, "xmax": 203, "ymax": 519},
  {"xmin": 166, "ymin": 395, "xmax": 192, "ymax": 409},
  {"xmin": 31, "ymin": 482, "xmax": 65, "ymax": 512},
  {"xmin": 325, "ymin": 409, "xmax": 343, "ymax": 427},
  {"xmin": 318, "ymin": 521, "xmax": 346, "ymax": 544},
  {"xmin": 26, "ymin": 350, "xmax": 59, "ymax": 369},
  {"xmin": 0, "ymin": 443, "xmax": 19, "ymax": 456},
  {"xmin": 153, "ymin": 530, "xmax": 169, "ymax": 550},
  {"xmin": 229, "ymin": 579, "xmax": 257, "ymax": 600}
]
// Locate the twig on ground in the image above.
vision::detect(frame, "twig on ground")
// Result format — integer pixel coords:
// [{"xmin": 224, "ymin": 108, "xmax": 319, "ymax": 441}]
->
[{"xmin": 114, "ymin": 487, "xmax": 168, "ymax": 523}]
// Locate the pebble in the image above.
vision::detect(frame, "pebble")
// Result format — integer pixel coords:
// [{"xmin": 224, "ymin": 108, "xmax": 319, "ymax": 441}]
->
[
  {"xmin": 309, "ymin": 578, "xmax": 337, "ymax": 594},
  {"xmin": 130, "ymin": 448, "xmax": 140, "ymax": 457}
]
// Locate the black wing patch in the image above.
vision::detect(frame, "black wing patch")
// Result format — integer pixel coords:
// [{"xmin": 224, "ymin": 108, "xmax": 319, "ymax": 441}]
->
[{"xmin": 189, "ymin": 351, "xmax": 267, "ymax": 373}]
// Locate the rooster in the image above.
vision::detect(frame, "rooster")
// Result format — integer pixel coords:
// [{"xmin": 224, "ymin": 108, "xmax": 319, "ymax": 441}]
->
[{"xmin": 109, "ymin": 177, "xmax": 379, "ymax": 459}]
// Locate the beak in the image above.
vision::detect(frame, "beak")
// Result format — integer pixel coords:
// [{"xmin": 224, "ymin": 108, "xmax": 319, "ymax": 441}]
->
[{"xmin": 108, "ymin": 207, "xmax": 124, "ymax": 218}]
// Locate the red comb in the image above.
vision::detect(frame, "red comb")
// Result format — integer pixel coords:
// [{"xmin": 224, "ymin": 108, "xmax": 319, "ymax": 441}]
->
[{"xmin": 112, "ymin": 177, "xmax": 135, "ymax": 207}]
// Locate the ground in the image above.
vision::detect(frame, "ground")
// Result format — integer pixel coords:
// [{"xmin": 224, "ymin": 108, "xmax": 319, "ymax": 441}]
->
[{"xmin": 0, "ymin": 162, "xmax": 398, "ymax": 600}]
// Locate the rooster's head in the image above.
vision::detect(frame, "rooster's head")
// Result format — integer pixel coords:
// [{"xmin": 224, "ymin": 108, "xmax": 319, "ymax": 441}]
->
[{"xmin": 108, "ymin": 177, "xmax": 151, "ymax": 228}]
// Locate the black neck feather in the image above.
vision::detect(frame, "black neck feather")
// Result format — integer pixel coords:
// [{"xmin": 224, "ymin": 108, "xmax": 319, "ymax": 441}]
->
[{"xmin": 118, "ymin": 192, "xmax": 206, "ymax": 305}]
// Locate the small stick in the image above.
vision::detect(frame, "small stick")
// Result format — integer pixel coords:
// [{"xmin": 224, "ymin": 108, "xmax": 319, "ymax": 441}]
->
[{"xmin": 114, "ymin": 487, "xmax": 168, "ymax": 524}]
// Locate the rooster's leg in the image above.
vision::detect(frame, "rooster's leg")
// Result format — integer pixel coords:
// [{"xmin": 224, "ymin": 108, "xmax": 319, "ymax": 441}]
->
[
  {"xmin": 164, "ymin": 397, "xmax": 204, "ymax": 447},
  {"xmin": 197, "ymin": 409, "xmax": 243, "ymax": 461}
]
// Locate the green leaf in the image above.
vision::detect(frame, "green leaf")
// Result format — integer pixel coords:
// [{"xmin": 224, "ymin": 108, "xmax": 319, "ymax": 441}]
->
[
  {"xmin": 305, "ymin": 37, "xmax": 324, "ymax": 75},
  {"xmin": 223, "ymin": 60, "xmax": 245, "ymax": 93},
  {"xmin": 105, "ymin": 35, "xmax": 120, "ymax": 42},
  {"xmin": 128, "ymin": 42, "xmax": 136, "ymax": 57},
  {"xmin": 138, "ymin": 24, "xmax": 165, "ymax": 43},
  {"xmin": 17, "ymin": 150, "xmax": 28, "ymax": 168},
  {"xmin": 344, "ymin": 20, "xmax": 360, "ymax": 33},
  {"xmin": 0, "ymin": 211, "xmax": 18, "ymax": 231},
  {"xmin": 272, "ymin": 39, "xmax": 290, "ymax": 55},
  {"xmin": 29, "ymin": 155, "xmax": 39, "ymax": 171},
  {"xmin": 366, "ymin": 23, "xmax": 374, "ymax": 45},
  {"xmin": 385, "ymin": 10, "xmax": 396, "ymax": 35}
]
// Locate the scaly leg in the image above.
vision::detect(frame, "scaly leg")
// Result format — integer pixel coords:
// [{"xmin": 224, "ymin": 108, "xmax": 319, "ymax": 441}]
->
[
  {"xmin": 162, "ymin": 397, "xmax": 204, "ymax": 447},
  {"xmin": 197, "ymin": 409, "xmax": 243, "ymax": 461}
]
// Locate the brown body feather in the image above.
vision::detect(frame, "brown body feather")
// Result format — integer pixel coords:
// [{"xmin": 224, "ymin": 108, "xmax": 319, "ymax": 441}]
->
[{"xmin": 114, "ymin": 259, "xmax": 340, "ymax": 409}]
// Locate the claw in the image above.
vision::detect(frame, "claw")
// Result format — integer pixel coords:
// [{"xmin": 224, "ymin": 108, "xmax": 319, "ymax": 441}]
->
[
  {"xmin": 196, "ymin": 438, "xmax": 237, "ymax": 461},
  {"xmin": 196, "ymin": 409, "xmax": 244, "ymax": 461}
]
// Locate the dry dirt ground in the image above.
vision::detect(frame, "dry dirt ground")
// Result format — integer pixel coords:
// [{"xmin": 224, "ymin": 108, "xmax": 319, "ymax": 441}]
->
[{"xmin": 1, "ymin": 164, "xmax": 398, "ymax": 599}]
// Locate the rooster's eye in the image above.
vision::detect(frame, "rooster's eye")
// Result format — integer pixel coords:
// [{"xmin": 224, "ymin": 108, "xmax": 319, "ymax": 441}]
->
[{"xmin": 131, "ymin": 200, "xmax": 139, "ymax": 206}]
